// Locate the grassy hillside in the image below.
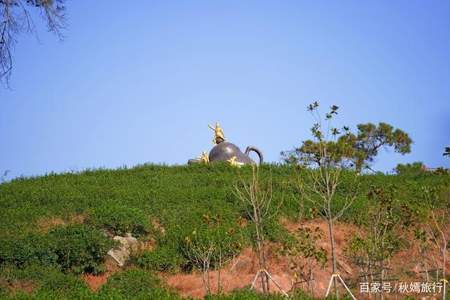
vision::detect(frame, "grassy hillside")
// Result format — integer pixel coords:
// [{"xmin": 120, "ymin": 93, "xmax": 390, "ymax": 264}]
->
[{"xmin": 0, "ymin": 164, "xmax": 448, "ymax": 299}]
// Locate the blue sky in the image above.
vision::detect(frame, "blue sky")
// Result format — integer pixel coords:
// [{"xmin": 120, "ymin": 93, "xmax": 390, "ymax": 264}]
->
[{"xmin": 1, "ymin": 1, "xmax": 449, "ymax": 179}]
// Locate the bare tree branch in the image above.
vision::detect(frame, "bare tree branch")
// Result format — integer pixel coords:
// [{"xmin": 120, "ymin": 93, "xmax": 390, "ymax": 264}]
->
[{"xmin": 1, "ymin": 0, "xmax": 66, "ymax": 87}]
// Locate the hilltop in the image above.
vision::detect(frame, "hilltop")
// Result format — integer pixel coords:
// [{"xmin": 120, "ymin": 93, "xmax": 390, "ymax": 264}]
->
[{"xmin": 0, "ymin": 164, "xmax": 448, "ymax": 299}]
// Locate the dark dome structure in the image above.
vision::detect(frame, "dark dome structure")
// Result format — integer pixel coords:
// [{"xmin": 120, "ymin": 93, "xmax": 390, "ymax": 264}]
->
[
  {"xmin": 209, "ymin": 142, "xmax": 263, "ymax": 165},
  {"xmin": 187, "ymin": 124, "xmax": 263, "ymax": 166}
]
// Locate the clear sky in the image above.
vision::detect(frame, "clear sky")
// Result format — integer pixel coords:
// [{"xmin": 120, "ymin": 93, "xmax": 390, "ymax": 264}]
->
[{"xmin": 1, "ymin": 1, "xmax": 449, "ymax": 179}]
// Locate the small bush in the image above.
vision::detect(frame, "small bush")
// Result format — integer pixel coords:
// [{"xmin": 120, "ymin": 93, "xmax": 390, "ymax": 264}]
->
[
  {"xmin": 395, "ymin": 162, "xmax": 426, "ymax": 176},
  {"xmin": 134, "ymin": 246, "xmax": 182, "ymax": 272},
  {"xmin": 89, "ymin": 202, "xmax": 151, "ymax": 236},
  {"xmin": 261, "ymin": 218, "xmax": 290, "ymax": 244},
  {"xmin": 47, "ymin": 224, "xmax": 114, "ymax": 274},
  {"xmin": 0, "ymin": 234, "xmax": 57, "ymax": 268},
  {"xmin": 97, "ymin": 268, "xmax": 180, "ymax": 299},
  {"xmin": 0, "ymin": 225, "xmax": 113, "ymax": 275},
  {"xmin": 180, "ymin": 221, "xmax": 245, "ymax": 271},
  {"xmin": 0, "ymin": 264, "xmax": 92, "ymax": 299}
]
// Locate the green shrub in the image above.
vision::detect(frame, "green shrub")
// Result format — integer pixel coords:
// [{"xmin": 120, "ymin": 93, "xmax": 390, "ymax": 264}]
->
[
  {"xmin": 290, "ymin": 289, "xmax": 316, "ymax": 300},
  {"xmin": 0, "ymin": 264, "xmax": 92, "ymax": 299},
  {"xmin": 0, "ymin": 225, "xmax": 113, "ymax": 275},
  {"xmin": 47, "ymin": 224, "xmax": 114, "ymax": 274},
  {"xmin": 261, "ymin": 218, "xmax": 290, "ymax": 245},
  {"xmin": 395, "ymin": 162, "xmax": 426, "ymax": 176},
  {"xmin": 206, "ymin": 288, "xmax": 294, "ymax": 299},
  {"xmin": 0, "ymin": 234, "xmax": 57, "ymax": 268},
  {"xmin": 325, "ymin": 295, "xmax": 355, "ymax": 300},
  {"xmin": 97, "ymin": 268, "xmax": 180, "ymax": 299},
  {"xmin": 134, "ymin": 246, "xmax": 182, "ymax": 272},
  {"xmin": 88, "ymin": 202, "xmax": 151, "ymax": 236},
  {"xmin": 179, "ymin": 216, "xmax": 246, "ymax": 271}
]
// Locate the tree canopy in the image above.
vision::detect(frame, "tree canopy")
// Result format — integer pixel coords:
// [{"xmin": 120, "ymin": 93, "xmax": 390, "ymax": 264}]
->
[{"xmin": 281, "ymin": 106, "xmax": 413, "ymax": 172}]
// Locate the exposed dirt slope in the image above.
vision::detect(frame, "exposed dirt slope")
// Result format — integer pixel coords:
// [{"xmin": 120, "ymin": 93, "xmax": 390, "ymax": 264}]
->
[
  {"xmin": 83, "ymin": 219, "xmax": 448, "ymax": 299},
  {"xmin": 163, "ymin": 219, "xmax": 358, "ymax": 298}
]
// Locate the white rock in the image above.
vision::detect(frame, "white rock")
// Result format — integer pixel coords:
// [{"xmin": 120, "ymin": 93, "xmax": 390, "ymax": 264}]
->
[{"xmin": 106, "ymin": 233, "xmax": 139, "ymax": 267}]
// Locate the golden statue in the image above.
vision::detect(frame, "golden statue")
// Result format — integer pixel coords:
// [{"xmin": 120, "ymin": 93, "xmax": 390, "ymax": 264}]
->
[
  {"xmin": 198, "ymin": 151, "xmax": 209, "ymax": 164},
  {"xmin": 208, "ymin": 122, "xmax": 225, "ymax": 144}
]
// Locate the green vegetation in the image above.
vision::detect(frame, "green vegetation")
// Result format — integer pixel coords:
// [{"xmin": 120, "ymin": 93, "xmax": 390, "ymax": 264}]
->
[
  {"xmin": 281, "ymin": 103, "xmax": 413, "ymax": 173},
  {"xmin": 206, "ymin": 289, "xmax": 311, "ymax": 299},
  {"xmin": 0, "ymin": 264, "xmax": 92, "ymax": 299},
  {"xmin": 0, "ymin": 224, "xmax": 113, "ymax": 275},
  {"xmin": 88, "ymin": 201, "xmax": 151, "ymax": 237},
  {"xmin": 395, "ymin": 161, "xmax": 426, "ymax": 175},
  {"xmin": 0, "ymin": 163, "xmax": 449, "ymax": 299},
  {"xmin": 97, "ymin": 269, "xmax": 180, "ymax": 299}
]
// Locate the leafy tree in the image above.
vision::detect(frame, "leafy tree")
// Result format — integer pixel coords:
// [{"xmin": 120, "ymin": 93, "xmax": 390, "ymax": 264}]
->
[
  {"xmin": 1, "ymin": 0, "xmax": 66, "ymax": 87},
  {"xmin": 182, "ymin": 214, "xmax": 240, "ymax": 296},
  {"xmin": 346, "ymin": 185, "xmax": 402, "ymax": 299},
  {"xmin": 347, "ymin": 122, "xmax": 412, "ymax": 171},
  {"xmin": 421, "ymin": 186, "xmax": 449, "ymax": 300},
  {"xmin": 233, "ymin": 165, "xmax": 278, "ymax": 295},
  {"xmin": 294, "ymin": 102, "xmax": 358, "ymax": 299},
  {"xmin": 281, "ymin": 226, "xmax": 327, "ymax": 297},
  {"xmin": 395, "ymin": 161, "xmax": 426, "ymax": 175},
  {"xmin": 282, "ymin": 120, "xmax": 412, "ymax": 173},
  {"xmin": 413, "ymin": 226, "xmax": 434, "ymax": 282}
]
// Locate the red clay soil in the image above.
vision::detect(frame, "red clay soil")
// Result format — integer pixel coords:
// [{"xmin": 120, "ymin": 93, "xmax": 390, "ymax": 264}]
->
[
  {"xmin": 83, "ymin": 273, "xmax": 109, "ymax": 292},
  {"xmin": 164, "ymin": 219, "xmax": 449, "ymax": 299},
  {"xmin": 83, "ymin": 257, "xmax": 120, "ymax": 291}
]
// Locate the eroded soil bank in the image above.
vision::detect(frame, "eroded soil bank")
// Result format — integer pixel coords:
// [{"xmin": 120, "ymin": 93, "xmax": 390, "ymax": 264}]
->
[{"xmin": 83, "ymin": 219, "xmax": 449, "ymax": 299}]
